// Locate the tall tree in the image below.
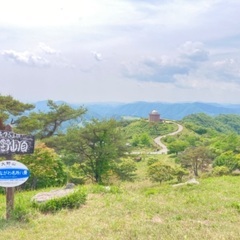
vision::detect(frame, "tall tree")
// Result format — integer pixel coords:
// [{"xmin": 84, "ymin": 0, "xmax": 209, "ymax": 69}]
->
[
  {"xmin": 16, "ymin": 100, "xmax": 86, "ymax": 138},
  {"xmin": 64, "ymin": 119, "xmax": 127, "ymax": 183}
]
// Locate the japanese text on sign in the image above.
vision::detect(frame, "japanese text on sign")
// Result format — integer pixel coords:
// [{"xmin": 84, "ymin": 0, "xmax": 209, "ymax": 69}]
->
[{"xmin": 0, "ymin": 130, "xmax": 35, "ymax": 155}]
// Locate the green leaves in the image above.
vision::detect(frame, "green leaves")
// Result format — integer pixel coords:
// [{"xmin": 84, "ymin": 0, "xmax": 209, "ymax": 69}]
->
[
  {"xmin": 19, "ymin": 142, "xmax": 67, "ymax": 189},
  {"xmin": 0, "ymin": 94, "xmax": 34, "ymax": 123},
  {"xmin": 16, "ymin": 100, "xmax": 86, "ymax": 138},
  {"xmin": 63, "ymin": 119, "xmax": 128, "ymax": 183}
]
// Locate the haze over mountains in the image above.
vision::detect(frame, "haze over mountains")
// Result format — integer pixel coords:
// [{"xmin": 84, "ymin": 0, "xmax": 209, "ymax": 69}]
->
[{"xmin": 34, "ymin": 101, "xmax": 240, "ymax": 120}]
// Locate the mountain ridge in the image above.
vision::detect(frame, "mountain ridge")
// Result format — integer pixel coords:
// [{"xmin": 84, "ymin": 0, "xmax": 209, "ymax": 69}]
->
[{"xmin": 33, "ymin": 101, "xmax": 240, "ymax": 120}]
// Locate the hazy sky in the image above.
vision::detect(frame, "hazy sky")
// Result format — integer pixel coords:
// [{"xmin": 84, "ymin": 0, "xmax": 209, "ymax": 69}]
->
[{"xmin": 1, "ymin": 0, "xmax": 240, "ymax": 104}]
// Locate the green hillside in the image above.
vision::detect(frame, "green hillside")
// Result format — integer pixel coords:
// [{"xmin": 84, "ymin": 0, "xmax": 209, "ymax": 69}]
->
[{"xmin": 1, "ymin": 96, "xmax": 240, "ymax": 239}]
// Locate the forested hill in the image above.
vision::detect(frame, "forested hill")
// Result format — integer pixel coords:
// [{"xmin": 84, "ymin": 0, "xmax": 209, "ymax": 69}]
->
[
  {"xmin": 182, "ymin": 113, "xmax": 240, "ymax": 134},
  {"xmin": 34, "ymin": 101, "xmax": 240, "ymax": 120}
]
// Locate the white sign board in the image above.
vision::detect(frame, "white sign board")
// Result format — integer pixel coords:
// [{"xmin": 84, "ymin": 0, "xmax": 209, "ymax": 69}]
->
[{"xmin": 0, "ymin": 160, "xmax": 30, "ymax": 187}]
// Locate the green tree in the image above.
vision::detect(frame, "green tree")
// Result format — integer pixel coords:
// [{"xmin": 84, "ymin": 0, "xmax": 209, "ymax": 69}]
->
[
  {"xmin": 178, "ymin": 146, "xmax": 213, "ymax": 177},
  {"xmin": 132, "ymin": 133, "xmax": 151, "ymax": 147},
  {"xmin": 168, "ymin": 140, "xmax": 188, "ymax": 155},
  {"xmin": 148, "ymin": 162, "xmax": 174, "ymax": 184},
  {"xmin": 112, "ymin": 157, "xmax": 137, "ymax": 181},
  {"xmin": 64, "ymin": 119, "xmax": 127, "ymax": 183},
  {"xmin": 16, "ymin": 100, "xmax": 86, "ymax": 139}
]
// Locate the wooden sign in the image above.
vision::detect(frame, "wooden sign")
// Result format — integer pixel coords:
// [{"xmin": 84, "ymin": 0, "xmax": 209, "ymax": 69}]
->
[{"xmin": 0, "ymin": 130, "xmax": 35, "ymax": 155}]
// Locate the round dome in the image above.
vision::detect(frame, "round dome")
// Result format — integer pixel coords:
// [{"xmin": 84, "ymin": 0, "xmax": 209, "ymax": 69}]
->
[{"xmin": 151, "ymin": 110, "xmax": 159, "ymax": 115}]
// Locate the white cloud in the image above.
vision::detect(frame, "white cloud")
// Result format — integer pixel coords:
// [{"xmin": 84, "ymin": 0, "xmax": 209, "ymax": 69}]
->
[
  {"xmin": 179, "ymin": 41, "xmax": 209, "ymax": 62},
  {"xmin": 2, "ymin": 50, "xmax": 49, "ymax": 67},
  {"xmin": 38, "ymin": 43, "xmax": 60, "ymax": 55},
  {"xmin": 123, "ymin": 55, "xmax": 189, "ymax": 83},
  {"xmin": 212, "ymin": 58, "xmax": 240, "ymax": 82}
]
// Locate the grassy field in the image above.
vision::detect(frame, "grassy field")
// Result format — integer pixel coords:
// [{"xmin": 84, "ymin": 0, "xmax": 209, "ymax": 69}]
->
[{"xmin": 1, "ymin": 157, "xmax": 240, "ymax": 240}]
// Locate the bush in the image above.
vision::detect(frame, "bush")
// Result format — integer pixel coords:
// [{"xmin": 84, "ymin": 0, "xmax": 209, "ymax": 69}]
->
[
  {"xmin": 33, "ymin": 188, "xmax": 87, "ymax": 213},
  {"xmin": 113, "ymin": 158, "xmax": 137, "ymax": 181},
  {"xmin": 212, "ymin": 166, "xmax": 230, "ymax": 176},
  {"xmin": 173, "ymin": 166, "xmax": 188, "ymax": 182},
  {"xmin": 19, "ymin": 142, "xmax": 68, "ymax": 189},
  {"xmin": 147, "ymin": 158, "xmax": 159, "ymax": 166},
  {"xmin": 67, "ymin": 163, "xmax": 87, "ymax": 185},
  {"xmin": 148, "ymin": 162, "xmax": 174, "ymax": 184}
]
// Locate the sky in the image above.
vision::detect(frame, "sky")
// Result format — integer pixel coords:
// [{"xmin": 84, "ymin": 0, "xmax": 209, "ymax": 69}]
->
[{"xmin": 1, "ymin": 0, "xmax": 240, "ymax": 104}]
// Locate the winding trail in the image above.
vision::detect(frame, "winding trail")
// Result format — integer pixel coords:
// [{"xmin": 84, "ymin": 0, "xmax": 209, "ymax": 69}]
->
[
  {"xmin": 131, "ymin": 122, "xmax": 183, "ymax": 155},
  {"xmin": 153, "ymin": 122, "xmax": 183, "ymax": 154}
]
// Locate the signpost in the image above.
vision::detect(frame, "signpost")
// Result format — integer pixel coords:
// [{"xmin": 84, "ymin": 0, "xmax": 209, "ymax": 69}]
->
[
  {"xmin": 0, "ymin": 126, "xmax": 34, "ymax": 220},
  {"xmin": 0, "ymin": 160, "xmax": 30, "ymax": 187}
]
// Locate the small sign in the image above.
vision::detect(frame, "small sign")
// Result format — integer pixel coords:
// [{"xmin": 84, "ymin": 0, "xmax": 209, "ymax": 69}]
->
[
  {"xmin": 0, "ymin": 130, "xmax": 35, "ymax": 155},
  {"xmin": 0, "ymin": 160, "xmax": 30, "ymax": 187}
]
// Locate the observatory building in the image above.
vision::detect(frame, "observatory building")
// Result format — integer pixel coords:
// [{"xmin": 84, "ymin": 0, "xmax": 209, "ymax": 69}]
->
[{"xmin": 149, "ymin": 110, "xmax": 161, "ymax": 122}]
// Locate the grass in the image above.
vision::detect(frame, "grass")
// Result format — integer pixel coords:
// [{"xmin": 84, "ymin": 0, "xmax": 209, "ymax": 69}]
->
[{"xmin": 1, "ymin": 157, "xmax": 240, "ymax": 239}]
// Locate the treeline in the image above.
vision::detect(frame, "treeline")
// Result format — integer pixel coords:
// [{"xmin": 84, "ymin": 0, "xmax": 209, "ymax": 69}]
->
[{"xmin": 182, "ymin": 113, "xmax": 240, "ymax": 134}]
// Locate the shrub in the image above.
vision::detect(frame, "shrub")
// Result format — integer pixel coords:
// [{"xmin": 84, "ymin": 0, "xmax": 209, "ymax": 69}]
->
[
  {"xmin": 173, "ymin": 166, "xmax": 188, "ymax": 182},
  {"xmin": 19, "ymin": 142, "xmax": 68, "ymax": 189},
  {"xmin": 147, "ymin": 158, "xmax": 159, "ymax": 166},
  {"xmin": 148, "ymin": 162, "xmax": 174, "ymax": 184},
  {"xmin": 113, "ymin": 158, "xmax": 137, "ymax": 181},
  {"xmin": 33, "ymin": 188, "xmax": 87, "ymax": 213},
  {"xmin": 212, "ymin": 166, "xmax": 230, "ymax": 176}
]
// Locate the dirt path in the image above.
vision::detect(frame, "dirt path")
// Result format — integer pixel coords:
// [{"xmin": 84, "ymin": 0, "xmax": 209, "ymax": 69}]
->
[{"xmin": 153, "ymin": 122, "xmax": 183, "ymax": 154}]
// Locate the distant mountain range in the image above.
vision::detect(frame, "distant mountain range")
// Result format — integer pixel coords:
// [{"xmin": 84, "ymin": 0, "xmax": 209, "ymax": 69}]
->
[{"xmin": 33, "ymin": 101, "xmax": 240, "ymax": 120}]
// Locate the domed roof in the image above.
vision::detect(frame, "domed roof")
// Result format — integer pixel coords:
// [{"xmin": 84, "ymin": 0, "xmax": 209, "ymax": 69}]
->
[{"xmin": 151, "ymin": 110, "xmax": 159, "ymax": 115}]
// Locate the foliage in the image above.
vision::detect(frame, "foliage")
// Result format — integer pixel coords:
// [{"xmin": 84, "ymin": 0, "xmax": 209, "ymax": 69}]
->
[
  {"xmin": 123, "ymin": 119, "xmax": 178, "ymax": 140},
  {"xmin": 215, "ymin": 114, "xmax": 240, "ymax": 134},
  {"xmin": 18, "ymin": 142, "xmax": 67, "ymax": 189},
  {"xmin": 213, "ymin": 151, "xmax": 240, "ymax": 171},
  {"xmin": 147, "ymin": 157, "xmax": 159, "ymax": 166},
  {"xmin": 178, "ymin": 146, "xmax": 214, "ymax": 177},
  {"xmin": 32, "ymin": 188, "xmax": 87, "ymax": 213},
  {"xmin": 63, "ymin": 119, "xmax": 128, "ymax": 183},
  {"xmin": 212, "ymin": 166, "xmax": 230, "ymax": 176},
  {"xmin": 16, "ymin": 100, "xmax": 86, "ymax": 138},
  {"xmin": 173, "ymin": 166, "xmax": 189, "ymax": 182},
  {"xmin": 183, "ymin": 113, "xmax": 240, "ymax": 134},
  {"xmin": 0, "ymin": 94, "xmax": 34, "ymax": 126},
  {"xmin": 167, "ymin": 140, "xmax": 189, "ymax": 155},
  {"xmin": 148, "ymin": 162, "xmax": 174, "ymax": 184},
  {"xmin": 211, "ymin": 134, "xmax": 240, "ymax": 154},
  {"xmin": 65, "ymin": 163, "xmax": 87, "ymax": 185},
  {"xmin": 131, "ymin": 133, "xmax": 152, "ymax": 147},
  {"xmin": 112, "ymin": 157, "xmax": 137, "ymax": 181}
]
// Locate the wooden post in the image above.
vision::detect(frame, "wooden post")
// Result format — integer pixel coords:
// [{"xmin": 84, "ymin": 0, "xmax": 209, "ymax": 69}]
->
[
  {"xmin": 4, "ymin": 124, "xmax": 14, "ymax": 220},
  {"xmin": 6, "ymin": 186, "xmax": 14, "ymax": 220}
]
